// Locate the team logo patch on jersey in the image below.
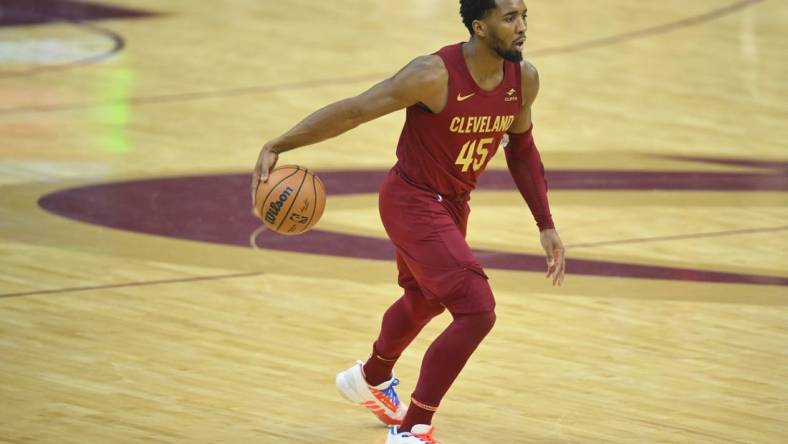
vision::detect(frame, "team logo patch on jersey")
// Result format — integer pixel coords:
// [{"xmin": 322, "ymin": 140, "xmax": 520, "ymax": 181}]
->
[{"xmin": 505, "ymin": 88, "xmax": 518, "ymax": 102}]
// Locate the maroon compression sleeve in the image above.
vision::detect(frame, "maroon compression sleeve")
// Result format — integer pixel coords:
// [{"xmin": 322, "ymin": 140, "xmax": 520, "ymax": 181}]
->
[{"xmin": 505, "ymin": 126, "xmax": 555, "ymax": 231}]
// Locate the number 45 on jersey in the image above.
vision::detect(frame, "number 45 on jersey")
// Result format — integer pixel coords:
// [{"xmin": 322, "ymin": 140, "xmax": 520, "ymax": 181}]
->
[{"xmin": 455, "ymin": 137, "xmax": 494, "ymax": 173}]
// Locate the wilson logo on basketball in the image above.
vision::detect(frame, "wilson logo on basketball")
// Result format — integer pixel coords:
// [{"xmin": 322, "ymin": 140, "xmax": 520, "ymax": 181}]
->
[{"xmin": 265, "ymin": 186, "xmax": 294, "ymax": 224}]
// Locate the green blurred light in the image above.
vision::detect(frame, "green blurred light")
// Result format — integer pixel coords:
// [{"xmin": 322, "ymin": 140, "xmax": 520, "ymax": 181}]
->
[{"xmin": 95, "ymin": 68, "xmax": 134, "ymax": 153}]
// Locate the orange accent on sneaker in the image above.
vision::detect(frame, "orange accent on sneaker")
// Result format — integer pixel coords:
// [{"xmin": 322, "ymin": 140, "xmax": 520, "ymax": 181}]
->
[
  {"xmin": 362, "ymin": 401, "xmax": 402, "ymax": 425},
  {"xmin": 370, "ymin": 387, "xmax": 399, "ymax": 412},
  {"xmin": 412, "ymin": 426, "xmax": 439, "ymax": 443},
  {"xmin": 410, "ymin": 397, "xmax": 439, "ymax": 412}
]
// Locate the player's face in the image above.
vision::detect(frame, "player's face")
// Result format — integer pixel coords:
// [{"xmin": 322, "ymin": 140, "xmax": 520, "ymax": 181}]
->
[{"xmin": 486, "ymin": 0, "xmax": 528, "ymax": 62}]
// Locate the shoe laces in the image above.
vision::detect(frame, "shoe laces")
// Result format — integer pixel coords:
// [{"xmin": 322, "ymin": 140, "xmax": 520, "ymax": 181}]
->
[{"xmin": 382, "ymin": 378, "xmax": 401, "ymax": 406}]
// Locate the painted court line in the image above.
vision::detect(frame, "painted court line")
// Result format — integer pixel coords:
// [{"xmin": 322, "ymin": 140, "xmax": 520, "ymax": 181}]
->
[
  {"xmin": 567, "ymin": 225, "xmax": 788, "ymax": 249},
  {"xmin": 0, "ymin": 271, "xmax": 264, "ymax": 299}
]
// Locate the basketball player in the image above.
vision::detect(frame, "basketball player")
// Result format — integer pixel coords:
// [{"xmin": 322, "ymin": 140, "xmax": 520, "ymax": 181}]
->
[{"xmin": 252, "ymin": 1, "xmax": 565, "ymax": 442}]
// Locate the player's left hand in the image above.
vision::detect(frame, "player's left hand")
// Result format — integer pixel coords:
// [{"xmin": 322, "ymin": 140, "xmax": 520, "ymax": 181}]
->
[{"xmin": 540, "ymin": 228, "xmax": 566, "ymax": 286}]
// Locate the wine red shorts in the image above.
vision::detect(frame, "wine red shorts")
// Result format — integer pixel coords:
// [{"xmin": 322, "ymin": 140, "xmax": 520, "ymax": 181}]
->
[{"xmin": 378, "ymin": 168, "xmax": 495, "ymax": 314}]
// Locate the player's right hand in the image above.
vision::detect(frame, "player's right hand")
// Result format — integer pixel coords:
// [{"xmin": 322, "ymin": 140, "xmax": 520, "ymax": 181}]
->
[{"xmin": 251, "ymin": 142, "xmax": 279, "ymax": 214}]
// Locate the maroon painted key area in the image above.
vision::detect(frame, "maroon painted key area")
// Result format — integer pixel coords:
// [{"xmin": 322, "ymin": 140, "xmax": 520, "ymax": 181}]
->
[{"xmin": 38, "ymin": 161, "xmax": 788, "ymax": 287}]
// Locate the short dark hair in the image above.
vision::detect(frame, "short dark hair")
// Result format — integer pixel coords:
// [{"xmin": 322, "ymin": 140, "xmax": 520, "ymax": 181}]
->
[{"xmin": 460, "ymin": 0, "xmax": 498, "ymax": 36}]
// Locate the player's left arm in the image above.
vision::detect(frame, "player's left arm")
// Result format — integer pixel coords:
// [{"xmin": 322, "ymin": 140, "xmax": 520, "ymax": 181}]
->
[{"xmin": 506, "ymin": 60, "xmax": 566, "ymax": 286}]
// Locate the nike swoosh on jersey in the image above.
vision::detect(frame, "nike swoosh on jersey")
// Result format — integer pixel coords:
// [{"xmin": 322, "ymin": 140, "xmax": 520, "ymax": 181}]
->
[{"xmin": 456, "ymin": 93, "xmax": 475, "ymax": 102}]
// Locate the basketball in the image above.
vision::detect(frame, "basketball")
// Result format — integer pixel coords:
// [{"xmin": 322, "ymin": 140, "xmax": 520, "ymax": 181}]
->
[{"xmin": 254, "ymin": 165, "xmax": 326, "ymax": 235}]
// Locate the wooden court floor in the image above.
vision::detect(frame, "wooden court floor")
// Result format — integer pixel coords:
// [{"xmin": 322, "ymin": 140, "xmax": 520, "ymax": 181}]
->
[{"xmin": 1, "ymin": 1, "xmax": 787, "ymax": 443}]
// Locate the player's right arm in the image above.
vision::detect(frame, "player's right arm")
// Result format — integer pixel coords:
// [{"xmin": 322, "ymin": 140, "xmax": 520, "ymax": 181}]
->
[
  {"xmin": 251, "ymin": 56, "xmax": 447, "ymax": 203},
  {"xmin": 507, "ymin": 59, "xmax": 566, "ymax": 287}
]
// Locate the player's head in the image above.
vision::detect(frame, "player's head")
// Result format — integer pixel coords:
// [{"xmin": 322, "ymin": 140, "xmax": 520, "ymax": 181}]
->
[{"xmin": 460, "ymin": 0, "xmax": 527, "ymax": 62}]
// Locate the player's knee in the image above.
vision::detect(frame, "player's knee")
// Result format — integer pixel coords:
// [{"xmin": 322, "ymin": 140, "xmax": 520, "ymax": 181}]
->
[
  {"xmin": 480, "ymin": 309, "xmax": 497, "ymax": 332},
  {"xmin": 471, "ymin": 309, "xmax": 497, "ymax": 334},
  {"xmin": 441, "ymin": 270, "xmax": 496, "ymax": 315},
  {"xmin": 454, "ymin": 309, "xmax": 496, "ymax": 342}
]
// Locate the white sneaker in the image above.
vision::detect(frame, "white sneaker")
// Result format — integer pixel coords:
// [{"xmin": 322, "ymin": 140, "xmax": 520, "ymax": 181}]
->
[
  {"xmin": 335, "ymin": 360, "xmax": 407, "ymax": 426},
  {"xmin": 385, "ymin": 424, "xmax": 440, "ymax": 443}
]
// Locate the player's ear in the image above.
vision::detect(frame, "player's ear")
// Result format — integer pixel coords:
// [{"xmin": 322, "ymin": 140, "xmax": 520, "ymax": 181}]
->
[{"xmin": 472, "ymin": 20, "xmax": 487, "ymax": 38}]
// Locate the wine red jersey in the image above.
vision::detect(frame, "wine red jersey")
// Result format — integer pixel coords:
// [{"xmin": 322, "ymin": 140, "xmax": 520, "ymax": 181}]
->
[{"xmin": 394, "ymin": 43, "xmax": 522, "ymax": 200}]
